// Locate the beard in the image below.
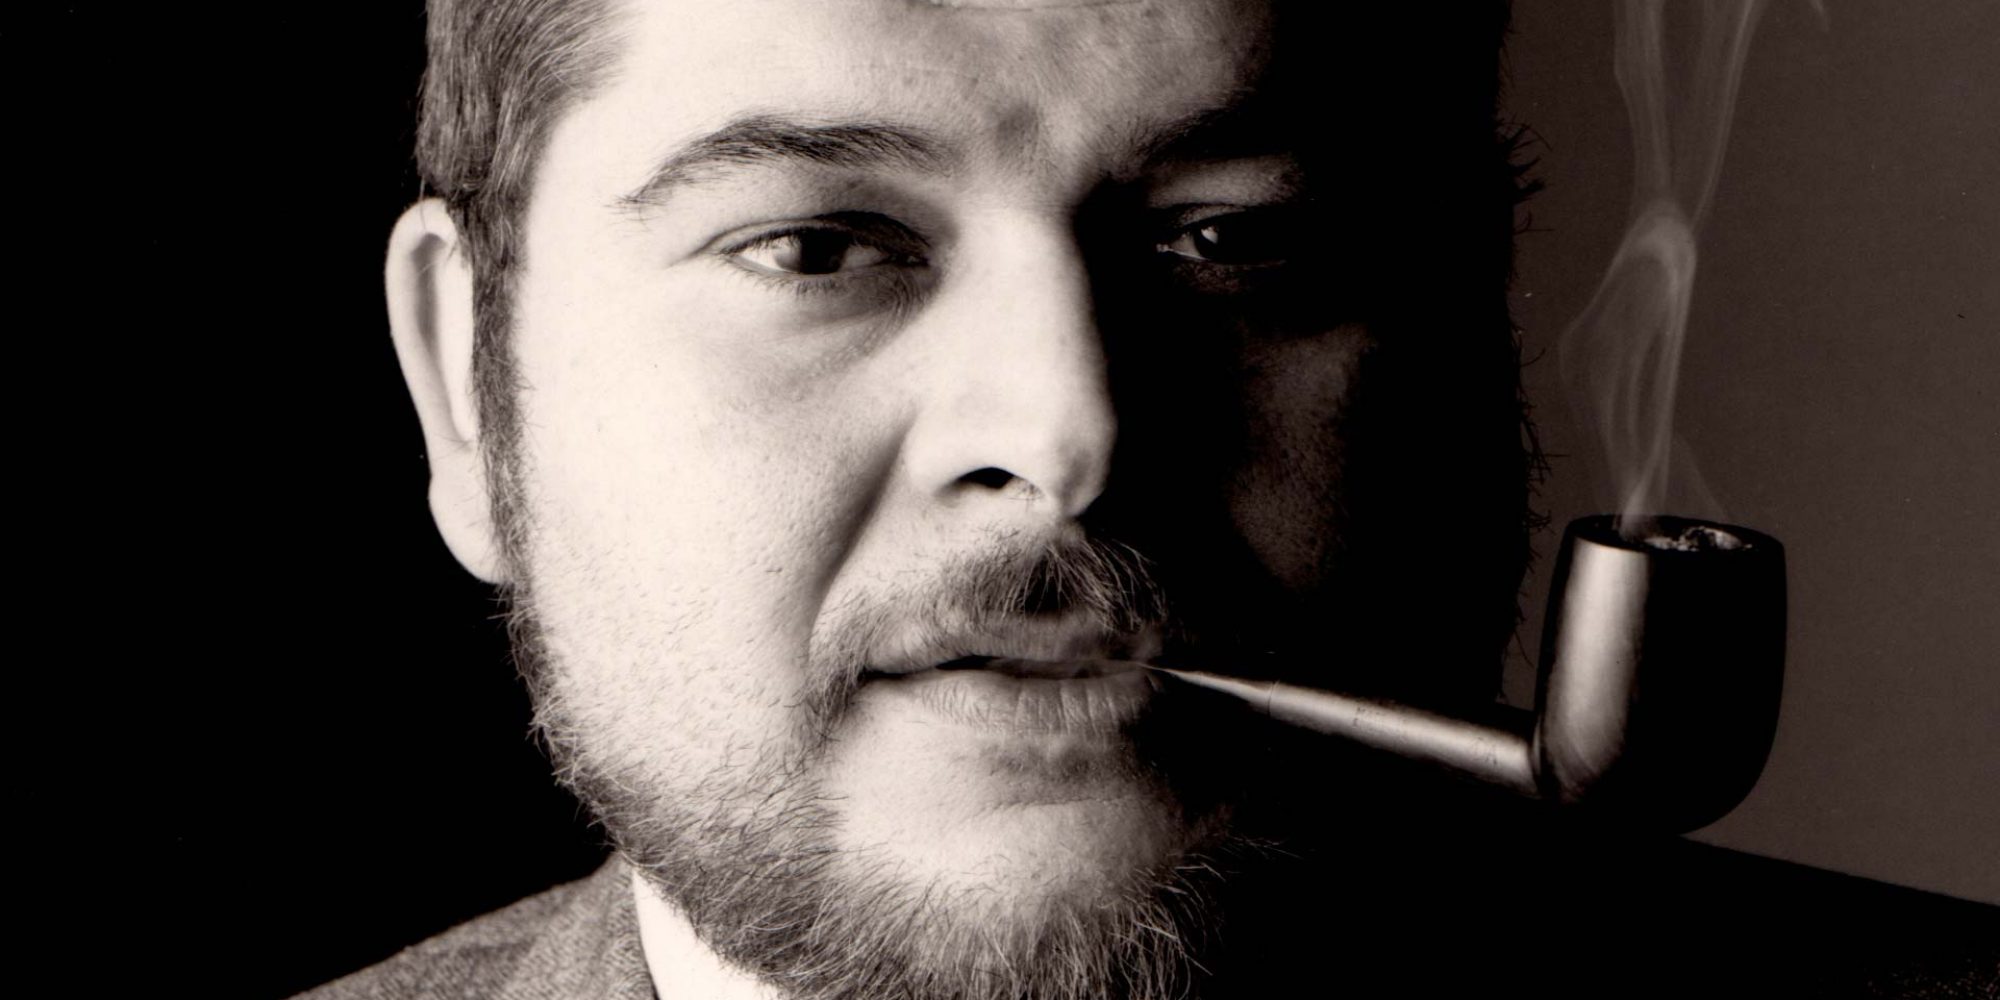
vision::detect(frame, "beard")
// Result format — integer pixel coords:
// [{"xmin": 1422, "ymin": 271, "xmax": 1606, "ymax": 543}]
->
[{"xmin": 503, "ymin": 532, "xmax": 1284, "ymax": 1000}]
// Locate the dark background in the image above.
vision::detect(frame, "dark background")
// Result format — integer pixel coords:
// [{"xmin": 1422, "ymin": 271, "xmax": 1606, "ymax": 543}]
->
[
  {"xmin": 47, "ymin": 1, "xmax": 1994, "ymax": 997},
  {"xmin": 55, "ymin": 5, "xmax": 608, "ymax": 995}
]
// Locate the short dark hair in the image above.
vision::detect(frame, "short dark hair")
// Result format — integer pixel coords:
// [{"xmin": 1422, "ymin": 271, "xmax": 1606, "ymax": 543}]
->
[{"xmin": 417, "ymin": 0, "xmax": 618, "ymax": 277}]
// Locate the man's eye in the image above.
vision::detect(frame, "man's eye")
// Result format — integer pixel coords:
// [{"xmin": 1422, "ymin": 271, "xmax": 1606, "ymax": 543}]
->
[
  {"xmin": 1157, "ymin": 211, "xmax": 1295, "ymax": 267},
  {"xmin": 728, "ymin": 227, "xmax": 902, "ymax": 277},
  {"xmin": 720, "ymin": 216, "xmax": 928, "ymax": 282}
]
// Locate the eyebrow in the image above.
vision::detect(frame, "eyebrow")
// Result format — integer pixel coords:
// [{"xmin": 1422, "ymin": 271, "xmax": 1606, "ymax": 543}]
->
[
  {"xmin": 1127, "ymin": 98, "xmax": 1294, "ymax": 167},
  {"xmin": 613, "ymin": 100, "xmax": 1295, "ymax": 213},
  {"xmin": 615, "ymin": 114, "xmax": 951, "ymax": 211}
]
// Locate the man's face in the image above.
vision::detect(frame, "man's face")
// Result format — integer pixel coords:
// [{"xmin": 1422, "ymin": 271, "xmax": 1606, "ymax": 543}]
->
[{"xmin": 485, "ymin": 0, "xmax": 1397, "ymax": 992}]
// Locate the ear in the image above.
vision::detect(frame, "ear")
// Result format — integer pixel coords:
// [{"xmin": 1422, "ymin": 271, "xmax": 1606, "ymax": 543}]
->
[{"xmin": 385, "ymin": 199, "xmax": 507, "ymax": 584}]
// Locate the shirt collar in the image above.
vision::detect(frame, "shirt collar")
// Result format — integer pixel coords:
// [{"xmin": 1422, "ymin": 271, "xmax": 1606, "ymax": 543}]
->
[{"xmin": 631, "ymin": 868, "xmax": 785, "ymax": 1000}]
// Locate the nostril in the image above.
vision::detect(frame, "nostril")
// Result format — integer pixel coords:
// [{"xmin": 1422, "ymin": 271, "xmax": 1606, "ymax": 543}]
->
[{"xmin": 960, "ymin": 467, "xmax": 1016, "ymax": 490}]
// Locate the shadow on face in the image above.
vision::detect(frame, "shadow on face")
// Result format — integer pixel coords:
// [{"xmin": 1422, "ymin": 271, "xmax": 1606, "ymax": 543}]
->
[{"xmin": 386, "ymin": 0, "xmax": 1530, "ymax": 994}]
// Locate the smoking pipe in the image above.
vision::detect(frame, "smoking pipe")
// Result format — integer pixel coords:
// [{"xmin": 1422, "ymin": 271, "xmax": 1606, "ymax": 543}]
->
[{"xmin": 1154, "ymin": 515, "xmax": 1785, "ymax": 832}]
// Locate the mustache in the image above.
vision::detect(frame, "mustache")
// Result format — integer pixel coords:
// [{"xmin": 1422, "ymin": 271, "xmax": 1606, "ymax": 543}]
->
[
  {"xmin": 805, "ymin": 534, "xmax": 1173, "ymax": 695},
  {"xmin": 978, "ymin": 534, "xmax": 1172, "ymax": 634}
]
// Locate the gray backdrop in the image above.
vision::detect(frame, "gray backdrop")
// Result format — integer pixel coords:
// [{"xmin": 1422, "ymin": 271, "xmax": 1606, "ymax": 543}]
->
[{"xmin": 1502, "ymin": 0, "xmax": 1998, "ymax": 904}]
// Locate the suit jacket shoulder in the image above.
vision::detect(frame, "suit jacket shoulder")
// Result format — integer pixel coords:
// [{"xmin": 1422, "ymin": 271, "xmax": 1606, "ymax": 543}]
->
[{"xmin": 296, "ymin": 859, "xmax": 652, "ymax": 1000}]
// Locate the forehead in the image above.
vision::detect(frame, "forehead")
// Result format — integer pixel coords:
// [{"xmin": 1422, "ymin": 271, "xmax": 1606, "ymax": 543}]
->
[{"xmin": 551, "ymin": 0, "xmax": 1278, "ymax": 193}]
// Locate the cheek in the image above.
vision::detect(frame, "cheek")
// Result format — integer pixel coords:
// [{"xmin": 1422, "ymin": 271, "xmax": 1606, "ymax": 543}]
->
[
  {"xmin": 502, "ymin": 282, "xmax": 910, "ymax": 774},
  {"xmin": 1224, "ymin": 328, "xmax": 1369, "ymax": 589}
]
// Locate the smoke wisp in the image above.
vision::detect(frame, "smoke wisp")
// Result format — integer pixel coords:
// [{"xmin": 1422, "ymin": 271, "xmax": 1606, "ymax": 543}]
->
[{"xmin": 1559, "ymin": 0, "xmax": 1789, "ymax": 538}]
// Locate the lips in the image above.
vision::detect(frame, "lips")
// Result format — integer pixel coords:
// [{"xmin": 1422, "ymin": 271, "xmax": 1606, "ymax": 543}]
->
[
  {"xmin": 858, "ymin": 622, "xmax": 1164, "ymax": 734},
  {"xmin": 868, "ymin": 665, "xmax": 1160, "ymax": 734},
  {"xmin": 863, "ymin": 614, "xmax": 1163, "ymax": 674},
  {"xmin": 937, "ymin": 655, "xmax": 1148, "ymax": 679}
]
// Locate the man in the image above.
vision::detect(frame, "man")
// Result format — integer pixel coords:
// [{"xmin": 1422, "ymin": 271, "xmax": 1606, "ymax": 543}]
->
[{"xmin": 307, "ymin": 0, "xmax": 1992, "ymax": 997}]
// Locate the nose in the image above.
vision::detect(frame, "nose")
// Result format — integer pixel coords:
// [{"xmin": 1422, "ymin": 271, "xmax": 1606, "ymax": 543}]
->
[{"xmin": 900, "ymin": 222, "xmax": 1116, "ymax": 521}]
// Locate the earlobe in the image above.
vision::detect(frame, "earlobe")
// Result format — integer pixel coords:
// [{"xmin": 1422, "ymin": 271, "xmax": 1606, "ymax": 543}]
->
[{"xmin": 385, "ymin": 199, "xmax": 507, "ymax": 584}]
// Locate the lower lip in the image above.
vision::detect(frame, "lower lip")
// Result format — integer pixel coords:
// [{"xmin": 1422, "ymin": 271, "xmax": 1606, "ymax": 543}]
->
[{"xmin": 865, "ymin": 664, "xmax": 1161, "ymax": 735}]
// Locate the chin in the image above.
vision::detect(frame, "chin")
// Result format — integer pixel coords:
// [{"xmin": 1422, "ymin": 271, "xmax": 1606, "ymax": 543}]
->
[
  {"xmin": 824, "ymin": 704, "xmax": 1205, "ymax": 922},
  {"xmin": 572, "ymin": 688, "xmax": 1246, "ymax": 999},
  {"xmin": 821, "ymin": 771, "xmax": 1231, "ymax": 995}
]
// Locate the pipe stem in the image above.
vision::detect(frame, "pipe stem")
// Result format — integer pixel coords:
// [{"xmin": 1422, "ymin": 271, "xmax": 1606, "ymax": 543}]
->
[{"xmin": 1151, "ymin": 667, "xmax": 1540, "ymax": 798}]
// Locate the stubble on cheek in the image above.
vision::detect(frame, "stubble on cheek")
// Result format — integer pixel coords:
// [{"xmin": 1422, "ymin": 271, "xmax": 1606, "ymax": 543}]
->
[
  {"xmin": 507, "ymin": 505, "xmax": 826, "ymax": 834},
  {"xmin": 498, "ymin": 364, "xmax": 884, "ymax": 795}
]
